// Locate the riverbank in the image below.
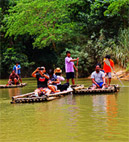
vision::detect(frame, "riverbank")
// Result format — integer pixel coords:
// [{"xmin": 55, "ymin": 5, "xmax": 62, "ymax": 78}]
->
[{"xmin": 112, "ymin": 65, "xmax": 129, "ymax": 81}]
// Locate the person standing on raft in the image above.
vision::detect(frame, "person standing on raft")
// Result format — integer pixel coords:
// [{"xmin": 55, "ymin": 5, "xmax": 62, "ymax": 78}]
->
[
  {"xmin": 13, "ymin": 61, "xmax": 21, "ymax": 78},
  {"xmin": 65, "ymin": 51, "xmax": 79, "ymax": 85},
  {"xmin": 103, "ymin": 55, "xmax": 115, "ymax": 86}
]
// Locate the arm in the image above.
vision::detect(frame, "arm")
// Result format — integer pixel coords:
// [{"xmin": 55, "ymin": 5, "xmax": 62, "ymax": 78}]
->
[
  {"xmin": 8, "ymin": 75, "xmax": 12, "ymax": 82},
  {"xmin": 70, "ymin": 59, "xmax": 77, "ymax": 62},
  {"xmin": 70, "ymin": 57, "xmax": 79, "ymax": 62},
  {"xmin": 102, "ymin": 77, "xmax": 105, "ymax": 84},
  {"xmin": 18, "ymin": 65, "xmax": 21, "ymax": 70},
  {"xmin": 19, "ymin": 77, "xmax": 22, "ymax": 83},
  {"xmin": 73, "ymin": 65, "xmax": 78, "ymax": 72},
  {"xmin": 42, "ymin": 74, "xmax": 49, "ymax": 79},
  {"xmin": 102, "ymin": 72, "xmax": 106, "ymax": 84},
  {"xmin": 32, "ymin": 68, "xmax": 39, "ymax": 78},
  {"xmin": 16, "ymin": 74, "xmax": 22, "ymax": 83},
  {"xmin": 59, "ymin": 76, "xmax": 65, "ymax": 81},
  {"xmin": 51, "ymin": 78, "xmax": 60, "ymax": 84}
]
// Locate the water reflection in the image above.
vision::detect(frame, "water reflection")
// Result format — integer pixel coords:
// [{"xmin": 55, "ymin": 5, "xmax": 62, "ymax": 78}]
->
[
  {"xmin": 92, "ymin": 94, "xmax": 119, "ymax": 139},
  {"xmin": 32, "ymin": 94, "xmax": 79, "ymax": 140},
  {"xmin": 8, "ymin": 88, "xmax": 22, "ymax": 99},
  {"xmin": 105, "ymin": 94, "xmax": 119, "ymax": 138},
  {"xmin": 106, "ymin": 94, "xmax": 118, "ymax": 118},
  {"xmin": 92, "ymin": 95, "xmax": 107, "ymax": 112},
  {"xmin": 92, "ymin": 94, "xmax": 118, "ymax": 115}
]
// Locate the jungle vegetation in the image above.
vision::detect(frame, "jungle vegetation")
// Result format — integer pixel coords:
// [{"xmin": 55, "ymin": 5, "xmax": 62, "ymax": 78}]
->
[{"xmin": 0, "ymin": 0, "xmax": 128, "ymax": 78}]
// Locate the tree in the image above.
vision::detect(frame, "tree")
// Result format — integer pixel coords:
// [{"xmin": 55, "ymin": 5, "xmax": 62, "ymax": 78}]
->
[
  {"xmin": 4, "ymin": 0, "xmax": 83, "ymax": 48},
  {"xmin": 104, "ymin": 0, "xmax": 128, "ymax": 28}
]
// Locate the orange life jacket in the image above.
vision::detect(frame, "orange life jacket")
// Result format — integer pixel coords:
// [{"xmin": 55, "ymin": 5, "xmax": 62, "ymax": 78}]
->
[{"xmin": 103, "ymin": 59, "xmax": 114, "ymax": 73}]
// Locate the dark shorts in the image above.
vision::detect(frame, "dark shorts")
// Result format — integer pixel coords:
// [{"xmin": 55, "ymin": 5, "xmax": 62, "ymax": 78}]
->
[
  {"xmin": 9, "ymin": 81, "xmax": 19, "ymax": 85},
  {"xmin": 66, "ymin": 72, "xmax": 74, "ymax": 79}
]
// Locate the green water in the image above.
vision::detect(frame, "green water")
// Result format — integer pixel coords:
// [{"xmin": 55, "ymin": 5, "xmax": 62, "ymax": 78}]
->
[{"xmin": 0, "ymin": 78, "xmax": 129, "ymax": 142}]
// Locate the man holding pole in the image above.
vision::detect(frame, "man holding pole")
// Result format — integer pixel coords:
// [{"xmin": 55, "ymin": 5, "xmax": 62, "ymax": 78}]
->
[
  {"xmin": 65, "ymin": 51, "xmax": 79, "ymax": 85},
  {"xmin": 103, "ymin": 55, "xmax": 115, "ymax": 85}
]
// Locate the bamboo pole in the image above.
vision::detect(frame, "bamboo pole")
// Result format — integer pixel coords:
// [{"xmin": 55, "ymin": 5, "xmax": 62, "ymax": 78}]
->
[
  {"xmin": 12, "ymin": 92, "xmax": 34, "ymax": 100},
  {"xmin": 47, "ymin": 90, "xmax": 73, "ymax": 97}
]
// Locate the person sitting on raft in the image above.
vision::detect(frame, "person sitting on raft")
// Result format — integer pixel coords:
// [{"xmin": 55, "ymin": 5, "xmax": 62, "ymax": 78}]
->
[
  {"xmin": 32, "ymin": 67, "xmax": 51, "ymax": 97},
  {"xmin": 54, "ymin": 67, "xmax": 69, "ymax": 91},
  {"xmin": 91, "ymin": 64, "xmax": 106, "ymax": 89},
  {"xmin": 8, "ymin": 70, "xmax": 22, "ymax": 85},
  {"xmin": 48, "ymin": 69, "xmax": 60, "ymax": 93}
]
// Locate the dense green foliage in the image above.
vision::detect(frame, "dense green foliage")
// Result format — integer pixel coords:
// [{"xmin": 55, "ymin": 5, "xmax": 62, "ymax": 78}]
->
[{"xmin": 0, "ymin": 0, "xmax": 129, "ymax": 78}]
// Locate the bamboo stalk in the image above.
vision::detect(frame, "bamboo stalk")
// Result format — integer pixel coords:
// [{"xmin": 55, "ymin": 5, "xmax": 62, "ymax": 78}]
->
[
  {"xmin": 47, "ymin": 90, "xmax": 73, "ymax": 97},
  {"xmin": 12, "ymin": 92, "xmax": 34, "ymax": 100},
  {"xmin": 47, "ymin": 97, "xmax": 58, "ymax": 101}
]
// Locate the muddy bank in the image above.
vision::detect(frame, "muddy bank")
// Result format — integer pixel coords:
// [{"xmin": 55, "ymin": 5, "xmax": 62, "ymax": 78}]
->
[{"xmin": 112, "ymin": 70, "xmax": 129, "ymax": 81}]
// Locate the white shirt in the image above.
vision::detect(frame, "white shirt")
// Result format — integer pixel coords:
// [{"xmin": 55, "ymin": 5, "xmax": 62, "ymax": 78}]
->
[
  {"xmin": 16, "ymin": 66, "xmax": 18, "ymax": 74},
  {"xmin": 57, "ymin": 76, "xmax": 65, "ymax": 85},
  {"xmin": 91, "ymin": 71, "xmax": 105, "ymax": 83}
]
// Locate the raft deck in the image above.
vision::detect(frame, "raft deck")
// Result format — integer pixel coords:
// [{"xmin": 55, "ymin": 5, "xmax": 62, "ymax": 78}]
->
[
  {"xmin": 11, "ymin": 88, "xmax": 73, "ymax": 104},
  {"xmin": 0, "ymin": 83, "xmax": 27, "ymax": 88},
  {"xmin": 73, "ymin": 84, "xmax": 120, "ymax": 94},
  {"xmin": 11, "ymin": 84, "xmax": 120, "ymax": 104}
]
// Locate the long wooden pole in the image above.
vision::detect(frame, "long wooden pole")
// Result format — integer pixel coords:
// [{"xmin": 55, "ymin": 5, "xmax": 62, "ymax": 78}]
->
[{"xmin": 76, "ymin": 58, "xmax": 79, "ymax": 84}]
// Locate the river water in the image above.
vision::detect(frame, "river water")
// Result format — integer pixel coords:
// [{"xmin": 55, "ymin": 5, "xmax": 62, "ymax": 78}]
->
[{"xmin": 0, "ymin": 78, "xmax": 129, "ymax": 142}]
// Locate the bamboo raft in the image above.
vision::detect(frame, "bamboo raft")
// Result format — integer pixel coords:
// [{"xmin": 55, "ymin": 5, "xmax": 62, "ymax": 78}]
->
[
  {"xmin": 11, "ymin": 87, "xmax": 74, "ymax": 104},
  {"xmin": 11, "ymin": 84, "xmax": 120, "ymax": 104},
  {"xmin": 73, "ymin": 84, "xmax": 120, "ymax": 94},
  {"xmin": 0, "ymin": 83, "xmax": 27, "ymax": 88}
]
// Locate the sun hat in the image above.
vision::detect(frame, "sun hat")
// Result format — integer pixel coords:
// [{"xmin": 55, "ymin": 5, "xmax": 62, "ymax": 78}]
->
[{"xmin": 54, "ymin": 67, "xmax": 62, "ymax": 73}]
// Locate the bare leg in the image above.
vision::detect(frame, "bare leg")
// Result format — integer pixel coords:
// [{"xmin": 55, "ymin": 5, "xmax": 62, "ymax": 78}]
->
[
  {"xmin": 8, "ymin": 79, "xmax": 12, "ymax": 85},
  {"xmin": 45, "ymin": 89, "xmax": 51, "ymax": 96},
  {"xmin": 14, "ymin": 78, "xmax": 18, "ymax": 85},
  {"xmin": 105, "ymin": 78, "xmax": 107, "ymax": 84},
  {"xmin": 67, "ymin": 79, "xmax": 69, "ymax": 83},
  {"xmin": 48, "ymin": 85, "xmax": 60, "ymax": 93},
  {"xmin": 72, "ymin": 78, "xmax": 75, "ymax": 85},
  {"xmin": 109, "ymin": 78, "xmax": 111, "ymax": 85},
  {"xmin": 48, "ymin": 85, "xmax": 56, "ymax": 92}
]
